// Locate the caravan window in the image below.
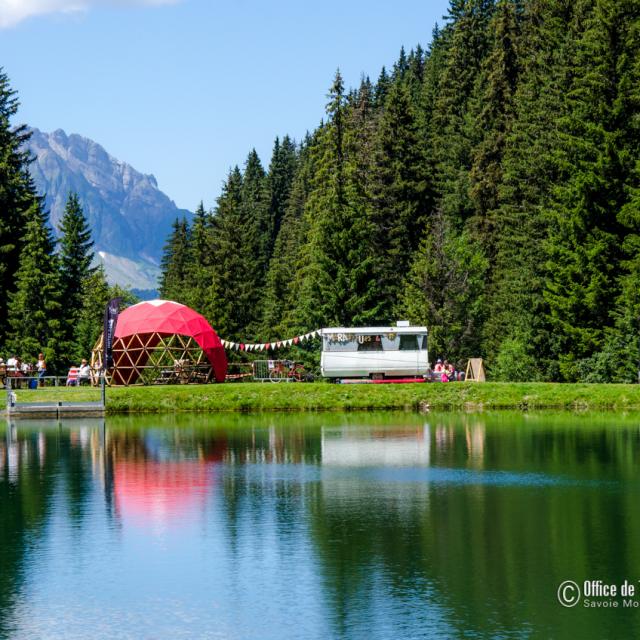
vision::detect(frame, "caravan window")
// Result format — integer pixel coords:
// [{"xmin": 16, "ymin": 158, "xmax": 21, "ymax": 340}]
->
[
  {"xmin": 323, "ymin": 334, "xmax": 357, "ymax": 352},
  {"xmin": 381, "ymin": 334, "xmax": 399, "ymax": 350},
  {"xmin": 399, "ymin": 335, "xmax": 419, "ymax": 351},
  {"xmin": 357, "ymin": 335, "xmax": 383, "ymax": 351}
]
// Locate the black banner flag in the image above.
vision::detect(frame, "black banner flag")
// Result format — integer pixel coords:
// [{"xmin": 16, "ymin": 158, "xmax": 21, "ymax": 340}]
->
[{"xmin": 103, "ymin": 297, "xmax": 122, "ymax": 370}]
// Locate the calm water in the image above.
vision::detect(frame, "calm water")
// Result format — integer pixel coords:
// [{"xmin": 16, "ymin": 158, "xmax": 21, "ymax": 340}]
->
[{"xmin": 2, "ymin": 412, "xmax": 640, "ymax": 639}]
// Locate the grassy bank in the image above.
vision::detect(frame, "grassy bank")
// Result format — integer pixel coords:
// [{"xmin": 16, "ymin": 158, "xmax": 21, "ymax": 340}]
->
[{"xmin": 9, "ymin": 381, "xmax": 640, "ymax": 414}]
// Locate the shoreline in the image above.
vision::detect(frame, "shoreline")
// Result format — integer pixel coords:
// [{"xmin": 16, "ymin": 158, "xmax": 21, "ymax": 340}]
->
[{"xmin": 5, "ymin": 381, "xmax": 640, "ymax": 415}]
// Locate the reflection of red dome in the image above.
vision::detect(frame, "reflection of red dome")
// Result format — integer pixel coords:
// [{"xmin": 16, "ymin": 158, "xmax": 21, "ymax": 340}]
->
[
  {"xmin": 115, "ymin": 461, "xmax": 210, "ymax": 526},
  {"xmin": 112, "ymin": 299, "xmax": 227, "ymax": 384}
]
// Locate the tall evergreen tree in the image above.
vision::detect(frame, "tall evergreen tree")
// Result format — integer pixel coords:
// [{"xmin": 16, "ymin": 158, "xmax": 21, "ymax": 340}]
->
[
  {"xmin": 237, "ymin": 149, "xmax": 271, "ymax": 332},
  {"xmin": 431, "ymin": 0, "xmax": 496, "ymax": 225},
  {"xmin": 482, "ymin": 0, "xmax": 575, "ymax": 378},
  {"xmin": 57, "ymin": 192, "xmax": 95, "ymax": 363},
  {"xmin": 6, "ymin": 198, "xmax": 62, "ymax": 366},
  {"xmin": 267, "ymin": 136, "xmax": 298, "ymax": 252},
  {"xmin": 544, "ymin": 0, "xmax": 631, "ymax": 379},
  {"xmin": 400, "ymin": 208, "xmax": 487, "ymax": 364},
  {"xmin": 296, "ymin": 71, "xmax": 378, "ymax": 327},
  {"xmin": 158, "ymin": 217, "xmax": 190, "ymax": 302},
  {"xmin": 370, "ymin": 80, "xmax": 434, "ymax": 320},
  {"xmin": 262, "ymin": 140, "xmax": 315, "ymax": 336},
  {"xmin": 73, "ymin": 268, "xmax": 139, "ymax": 362},
  {"xmin": 0, "ymin": 68, "xmax": 36, "ymax": 347},
  {"xmin": 604, "ymin": 0, "xmax": 640, "ymax": 382},
  {"xmin": 204, "ymin": 168, "xmax": 252, "ymax": 338},
  {"xmin": 183, "ymin": 201, "xmax": 213, "ymax": 312},
  {"xmin": 73, "ymin": 265, "xmax": 110, "ymax": 362},
  {"xmin": 468, "ymin": 0, "xmax": 521, "ymax": 245}
]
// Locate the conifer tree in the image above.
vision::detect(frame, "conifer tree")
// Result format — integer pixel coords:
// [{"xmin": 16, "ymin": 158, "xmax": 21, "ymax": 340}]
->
[
  {"xmin": 6, "ymin": 198, "xmax": 62, "ymax": 366},
  {"xmin": 204, "ymin": 168, "xmax": 250, "ymax": 338},
  {"xmin": 431, "ymin": 0, "xmax": 495, "ymax": 225},
  {"xmin": 400, "ymin": 208, "xmax": 487, "ymax": 363},
  {"xmin": 603, "ymin": 0, "xmax": 640, "ymax": 382},
  {"xmin": 295, "ymin": 72, "xmax": 348, "ymax": 328},
  {"xmin": 370, "ymin": 80, "xmax": 434, "ymax": 320},
  {"xmin": 296, "ymin": 71, "xmax": 378, "ymax": 327},
  {"xmin": 468, "ymin": 0, "xmax": 521, "ymax": 244},
  {"xmin": 267, "ymin": 136, "xmax": 298, "ymax": 251},
  {"xmin": 242, "ymin": 149, "xmax": 271, "ymax": 271},
  {"xmin": 73, "ymin": 265, "xmax": 110, "ymax": 362},
  {"xmin": 236, "ymin": 149, "xmax": 271, "ymax": 332},
  {"xmin": 544, "ymin": 0, "xmax": 631, "ymax": 379},
  {"xmin": 73, "ymin": 270, "xmax": 139, "ymax": 363},
  {"xmin": 374, "ymin": 66, "xmax": 391, "ymax": 108},
  {"xmin": 57, "ymin": 192, "xmax": 95, "ymax": 363},
  {"xmin": 158, "ymin": 217, "xmax": 190, "ymax": 302},
  {"xmin": 183, "ymin": 201, "xmax": 213, "ymax": 312},
  {"xmin": 0, "ymin": 68, "xmax": 36, "ymax": 346},
  {"xmin": 154, "ymin": 1, "xmax": 640, "ymax": 382},
  {"xmin": 262, "ymin": 140, "xmax": 315, "ymax": 337},
  {"xmin": 482, "ymin": 0, "xmax": 575, "ymax": 378}
]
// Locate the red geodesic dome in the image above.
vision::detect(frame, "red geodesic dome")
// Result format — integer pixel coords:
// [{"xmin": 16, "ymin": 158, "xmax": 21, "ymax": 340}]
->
[{"xmin": 112, "ymin": 300, "xmax": 227, "ymax": 384}]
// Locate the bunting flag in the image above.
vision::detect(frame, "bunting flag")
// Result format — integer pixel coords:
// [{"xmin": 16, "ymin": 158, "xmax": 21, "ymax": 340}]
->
[{"xmin": 218, "ymin": 329, "xmax": 323, "ymax": 352}]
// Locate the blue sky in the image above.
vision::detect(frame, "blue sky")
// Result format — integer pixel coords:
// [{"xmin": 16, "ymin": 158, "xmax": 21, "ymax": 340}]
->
[{"xmin": 0, "ymin": 0, "xmax": 450, "ymax": 210}]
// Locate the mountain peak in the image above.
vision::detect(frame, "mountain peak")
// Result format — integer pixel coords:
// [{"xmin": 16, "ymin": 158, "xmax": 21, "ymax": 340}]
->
[{"xmin": 27, "ymin": 128, "xmax": 192, "ymax": 287}]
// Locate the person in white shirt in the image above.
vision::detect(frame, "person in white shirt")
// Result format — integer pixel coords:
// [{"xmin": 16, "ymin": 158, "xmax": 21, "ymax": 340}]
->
[
  {"xmin": 78, "ymin": 359, "xmax": 92, "ymax": 386},
  {"xmin": 36, "ymin": 353, "xmax": 47, "ymax": 385}
]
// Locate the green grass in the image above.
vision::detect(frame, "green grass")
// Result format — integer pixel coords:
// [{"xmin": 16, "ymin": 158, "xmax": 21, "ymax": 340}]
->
[{"xmin": 9, "ymin": 381, "xmax": 640, "ymax": 414}]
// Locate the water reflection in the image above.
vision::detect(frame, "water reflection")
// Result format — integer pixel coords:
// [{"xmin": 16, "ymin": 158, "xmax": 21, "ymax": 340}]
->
[{"xmin": 1, "ymin": 413, "xmax": 640, "ymax": 639}]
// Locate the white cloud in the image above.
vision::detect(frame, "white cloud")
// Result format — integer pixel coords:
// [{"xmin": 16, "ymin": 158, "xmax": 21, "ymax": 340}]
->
[{"xmin": 0, "ymin": 0, "xmax": 182, "ymax": 28}]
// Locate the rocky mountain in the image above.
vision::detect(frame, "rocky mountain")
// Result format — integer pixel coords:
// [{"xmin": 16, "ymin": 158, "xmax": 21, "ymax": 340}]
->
[{"xmin": 27, "ymin": 128, "xmax": 192, "ymax": 289}]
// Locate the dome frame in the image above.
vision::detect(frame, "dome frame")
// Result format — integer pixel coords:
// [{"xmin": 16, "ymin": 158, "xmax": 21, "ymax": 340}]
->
[{"xmin": 90, "ymin": 300, "xmax": 227, "ymax": 386}]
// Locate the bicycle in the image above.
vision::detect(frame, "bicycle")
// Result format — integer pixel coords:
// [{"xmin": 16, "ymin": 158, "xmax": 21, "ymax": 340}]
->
[{"xmin": 268, "ymin": 360, "xmax": 314, "ymax": 382}]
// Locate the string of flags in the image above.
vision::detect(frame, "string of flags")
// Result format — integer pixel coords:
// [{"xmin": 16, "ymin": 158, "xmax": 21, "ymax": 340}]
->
[{"xmin": 220, "ymin": 329, "xmax": 322, "ymax": 352}]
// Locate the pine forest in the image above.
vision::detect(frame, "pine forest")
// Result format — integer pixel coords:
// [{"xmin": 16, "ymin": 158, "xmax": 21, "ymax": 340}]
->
[{"xmin": 2, "ymin": 0, "xmax": 640, "ymax": 381}]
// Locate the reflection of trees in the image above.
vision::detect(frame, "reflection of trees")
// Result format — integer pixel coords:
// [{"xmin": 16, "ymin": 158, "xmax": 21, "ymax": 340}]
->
[
  {"xmin": 309, "ymin": 480, "xmax": 432, "ymax": 637},
  {"xmin": 219, "ymin": 423, "xmax": 322, "ymax": 555},
  {"xmin": 0, "ymin": 424, "xmax": 97, "ymax": 636},
  {"xmin": 307, "ymin": 414, "xmax": 640, "ymax": 639},
  {"xmin": 4, "ymin": 413, "xmax": 640, "ymax": 638}
]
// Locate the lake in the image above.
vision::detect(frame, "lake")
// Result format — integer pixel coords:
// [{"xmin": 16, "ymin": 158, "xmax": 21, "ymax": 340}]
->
[{"xmin": 1, "ymin": 412, "xmax": 640, "ymax": 639}]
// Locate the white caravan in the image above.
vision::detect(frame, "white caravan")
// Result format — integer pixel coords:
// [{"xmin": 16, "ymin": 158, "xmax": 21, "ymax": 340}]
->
[{"xmin": 320, "ymin": 323, "xmax": 429, "ymax": 379}]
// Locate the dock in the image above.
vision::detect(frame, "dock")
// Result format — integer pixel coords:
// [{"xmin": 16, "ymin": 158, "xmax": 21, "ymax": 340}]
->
[
  {"xmin": 4, "ymin": 374, "xmax": 106, "ymax": 419},
  {"xmin": 5, "ymin": 401, "xmax": 105, "ymax": 419}
]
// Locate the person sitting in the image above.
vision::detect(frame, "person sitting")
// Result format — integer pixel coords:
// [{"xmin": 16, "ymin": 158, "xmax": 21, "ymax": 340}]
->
[
  {"xmin": 434, "ymin": 359, "xmax": 444, "ymax": 372},
  {"xmin": 12, "ymin": 357, "xmax": 24, "ymax": 388},
  {"xmin": 66, "ymin": 366, "xmax": 79, "ymax": 386},
  {"xmin": 78, "ymin": 359, "xmax": 92, "ymax": 386},
  {"xmin": 5, "ymin": 356, "xmax": 20, "ymax": 388},
  {"xmin": 6, "ymin": 355, "xmax": 17, "ymax": 373},
  {"xmin": 446, "ymin": 362, "xmax": 456, "ymax": 382}
]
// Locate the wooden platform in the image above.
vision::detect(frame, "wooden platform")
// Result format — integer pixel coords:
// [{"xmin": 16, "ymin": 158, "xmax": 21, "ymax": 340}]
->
[{"xmin": 5, "ymin": 402, "xmax": 105, "ymax": 419}]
